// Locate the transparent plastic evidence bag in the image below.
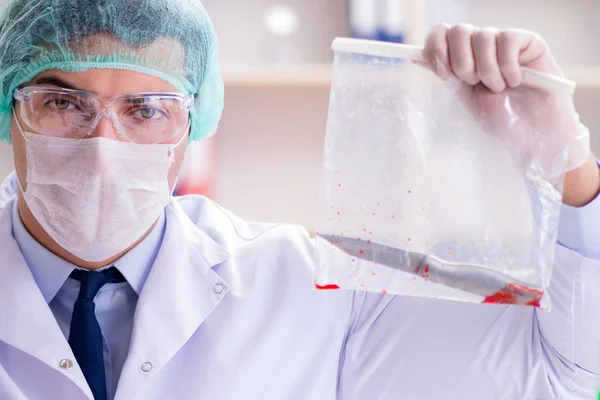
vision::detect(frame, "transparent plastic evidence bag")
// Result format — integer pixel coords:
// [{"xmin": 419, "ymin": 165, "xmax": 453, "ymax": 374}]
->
[{"xmin": 315, "ymin": 38, "xmax": 578, "ymax": 310}]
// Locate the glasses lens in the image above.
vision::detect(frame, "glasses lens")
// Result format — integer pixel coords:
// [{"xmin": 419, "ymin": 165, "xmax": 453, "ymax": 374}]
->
[
  {"xmin": 19, "ymin": 90, "xmax": 97, "ymax": 139},
  {"xmin": 115, "ymin": 96, "xmax": 190, "ymax": 144}
]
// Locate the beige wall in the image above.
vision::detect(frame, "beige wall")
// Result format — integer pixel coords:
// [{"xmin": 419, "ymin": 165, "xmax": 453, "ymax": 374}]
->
[{"xmin": 0, "ymin": 0, "xmax": 599, "ymax": 232}]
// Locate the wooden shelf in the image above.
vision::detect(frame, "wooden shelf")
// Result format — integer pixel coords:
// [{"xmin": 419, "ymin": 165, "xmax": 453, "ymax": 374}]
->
[
  {"xmin": 222, "ymin": 63, "xmax": 333, "ymax": 87},
  {"xmin": 222, "ymin": 63, "xmax": 600, "ymax": 89},
  {"xmin": 565, "ymin": 66, "xmax": 600, "ymax": 89}
]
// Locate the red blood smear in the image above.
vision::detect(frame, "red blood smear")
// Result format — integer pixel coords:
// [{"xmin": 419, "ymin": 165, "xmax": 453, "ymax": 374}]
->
[
  {"xmin": 359, "ymin": 249, "xmax": 365, "ymax": 255},
  {"xmin": 382, "ymin": 290, "xmax": 388, "ymax": 294},
  {"xmin": 483, "ymin": 283, "xmax": 543, "ymax": 307},
  {"xmin": 418, "ymin": 264, "xmax": 430, "ymax": 279},
  {"xmin": 408, "ymin": 190, "xmax": 412, "ymax": 194},
  {"xmin": 526, "ymin": 298, "xmax": 542, "ymax": 308},
  {"xmin": 367, "ymin": 240, "xmax": 371, "ymax": 244},
  {"xmin": 316, "ymin": 283, "xmax": 340, "ymax": 290}
]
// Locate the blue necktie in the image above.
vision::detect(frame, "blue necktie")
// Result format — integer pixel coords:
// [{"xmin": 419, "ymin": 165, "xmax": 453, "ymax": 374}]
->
[{"xmin": 68, "ymin": 267, "xmax": 126, "ymax": 400}]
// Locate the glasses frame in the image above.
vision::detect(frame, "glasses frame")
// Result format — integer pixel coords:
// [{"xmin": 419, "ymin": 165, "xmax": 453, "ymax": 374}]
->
[{"xmin": 13, "ymin": 86, "xmax": 195, "ymax": 144}]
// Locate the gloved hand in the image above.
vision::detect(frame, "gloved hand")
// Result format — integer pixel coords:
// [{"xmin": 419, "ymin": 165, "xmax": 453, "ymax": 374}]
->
[{"xmin": 422, "ymin": 24, "xmax": 598, "ymax": 207}]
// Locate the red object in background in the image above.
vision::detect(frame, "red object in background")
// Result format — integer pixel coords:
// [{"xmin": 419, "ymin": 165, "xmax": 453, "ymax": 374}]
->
[{"xmin": 174, "ymin": 134, "xmax": 218, "ymax": 198}]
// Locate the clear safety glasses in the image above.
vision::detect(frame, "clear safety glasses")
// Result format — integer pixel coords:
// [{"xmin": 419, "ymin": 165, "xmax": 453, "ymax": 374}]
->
[{"xmin": 13, "ymin": 86, "xmax": 195, "ymax": 144}]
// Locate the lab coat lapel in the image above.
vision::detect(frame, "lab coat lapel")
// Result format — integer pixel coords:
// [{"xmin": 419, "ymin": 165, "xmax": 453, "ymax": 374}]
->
[
  {"xmin": 115, "ymin": 200, "xmax": 231, "ymax": 400},
  {"xmin": 0, "ymin": 201, "xmax": 94, "ymax": 399}
]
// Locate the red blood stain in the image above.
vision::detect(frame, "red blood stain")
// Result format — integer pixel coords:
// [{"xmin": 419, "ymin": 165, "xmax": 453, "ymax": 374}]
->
[
  {"xmin": 408, "ymin": 238, "xmax": 412, "ymax": 242},
  {"xmin": 359, "ymin": 207, "xmax": 363, "ymax": 211},
  {"xmin": 418, "ymin": 264, "xmax": 430, "ymax": 279},
  {"xmin": 330, "ymin": 205, "xmax": 334, "ymax": 209},
  {"xmin": 382, "ymin": 290, "xmax": 388, "ymax": 294},
  {"xmin": 447, "ymin": 252, "xmax": 452, "ymax": 257},
  {"xmin": 391, "ymin": 215, "xmax": 396, "ymax": 219},
  {"xmin": 360, "ymin": 284, "xmax": 365, "ymax": 289},
  {"xmin": 369, "ymin": 231, "xmax": 373, "ymax": 235},
  {"xmin": 483, "ymin": 283, "xmax": 543, "ymax": 307},
  {"xmin": 352, "ymin": 258, "xmax": 356, "ymax": 262},
  {"xmin": 372, "ymin": 272, "xmax": 376, "ymax": 276},
  {"xmin": 372, "ymin": 213, "xmax": 377, "ymax": 216},
  {"xmin": 337, "ymin": 212, "xmax": 340, "ymax": 215},
  {"xmin": 316, "ymin": 283, "xmax": 340, "ymax": 290},
  {"xmin": 367, "ymin": 240, "xmax": 372, "ymax": 244},
  {"xmin": 408, "ymin": 190, "xmax": 412, "ymax": 194},
  {"xmin": 363, "ymin": 228, "xmax": 367, "ymax": 232},
  {"xmin": 359, "ymin": 249, "xmax": 365, "ymax": 255},
  {"xmin": 377, "ymin": 202, "xmax": 380, "ymax": 206},
  {"xmin": 357, "ymin": 238, "xmax": 362, "ymax": 242},
  {"xmin": 338, "ymin": 184, "xmax": 342, "ymax": 187}
]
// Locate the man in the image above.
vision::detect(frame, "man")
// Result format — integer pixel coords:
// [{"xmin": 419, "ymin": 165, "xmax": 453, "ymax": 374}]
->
[{"xmin": 0, "ymin": 1, "xmax": 597, "ymax": 399}]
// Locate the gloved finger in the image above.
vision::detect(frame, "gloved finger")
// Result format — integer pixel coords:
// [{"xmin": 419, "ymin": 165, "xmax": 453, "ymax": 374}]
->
[
  {"xmin": 496, "ymin": 29, "xmax": 528, "ymax": 88},
  {"xmin": 423, "ymin": 23, "xmax": 452, "ymax": 79},
  {"xmin": 448, "ymin": 24, "xmax": 479, "ymax": 86},
  {"xmin": 472, "ymin": 28, "xmax": 506, "ymax": 93}
]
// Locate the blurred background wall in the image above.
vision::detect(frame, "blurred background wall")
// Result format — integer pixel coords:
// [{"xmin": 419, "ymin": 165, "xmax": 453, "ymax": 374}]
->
[{"xmin": 1, "ymin": 0, "xmax": 599, "ymax": 233}]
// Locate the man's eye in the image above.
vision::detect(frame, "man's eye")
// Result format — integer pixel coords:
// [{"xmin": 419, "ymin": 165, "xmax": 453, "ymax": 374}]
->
[{"xmin": 45, "ymin": 98, "xmax": 77, "ymax": 111}]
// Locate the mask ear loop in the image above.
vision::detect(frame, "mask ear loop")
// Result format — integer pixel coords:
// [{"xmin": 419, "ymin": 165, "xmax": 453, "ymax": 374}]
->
[
  {"xmin": 166, "ymin": 120, "xmax": 191, "ymax": 163},
  {"xmin": 11, "ymin": 108, "xmax": 30, "ymax": 195},
  {"xmin": 12, "ymin": 107, "xmax": 30, "ymax": 143}
]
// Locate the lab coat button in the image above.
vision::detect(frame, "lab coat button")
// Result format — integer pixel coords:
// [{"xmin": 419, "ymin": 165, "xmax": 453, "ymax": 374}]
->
[
  {"xmin": 213, "ymin": 283, "xmax": 225, "ymax": 294},
  {"xmin": 141, "ymin": 362, "xmax": 153, "ymax": 372},
  {"xmin": 59, "ymin": 359, "xmax": 73, "ymax": 370}
]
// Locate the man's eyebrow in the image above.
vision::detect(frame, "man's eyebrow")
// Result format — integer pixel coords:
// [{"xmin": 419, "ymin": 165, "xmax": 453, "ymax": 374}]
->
[{"xmin": 32, "ymin": 76, "xmax": 96, "ymax": 94}]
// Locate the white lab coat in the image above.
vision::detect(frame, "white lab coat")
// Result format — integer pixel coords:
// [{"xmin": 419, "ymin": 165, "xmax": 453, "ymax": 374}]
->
[{"xmin": 0, "ymin": 172, "xmax": 598, "ymax": 400}]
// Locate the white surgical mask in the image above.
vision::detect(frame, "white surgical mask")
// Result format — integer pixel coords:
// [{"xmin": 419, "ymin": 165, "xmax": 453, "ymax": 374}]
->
[{"xmin": 15, "ymin": 115, "xmax": 184, "ymax": 262}]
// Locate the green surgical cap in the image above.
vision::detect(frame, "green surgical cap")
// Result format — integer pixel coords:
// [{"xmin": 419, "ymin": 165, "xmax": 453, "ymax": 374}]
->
[{"xmin": 0, "ymin": 0, "xmax": 223, "ymax": 142}]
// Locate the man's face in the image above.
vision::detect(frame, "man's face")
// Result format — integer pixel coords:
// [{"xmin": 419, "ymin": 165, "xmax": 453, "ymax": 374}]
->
[{"xmin": 11, "ymin": 68, "xmax": 189, "ymax": 194}]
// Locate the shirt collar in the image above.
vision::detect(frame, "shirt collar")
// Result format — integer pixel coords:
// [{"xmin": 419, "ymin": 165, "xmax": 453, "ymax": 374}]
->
[{"xmin": 11, "ymin": 200, "xmax": 166, "ymax": 303}]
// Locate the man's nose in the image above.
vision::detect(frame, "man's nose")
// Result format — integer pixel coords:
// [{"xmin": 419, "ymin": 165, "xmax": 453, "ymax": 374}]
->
[{"xmin": 87, "ymin": 109, "xmax": 122, "ymax": 140}]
